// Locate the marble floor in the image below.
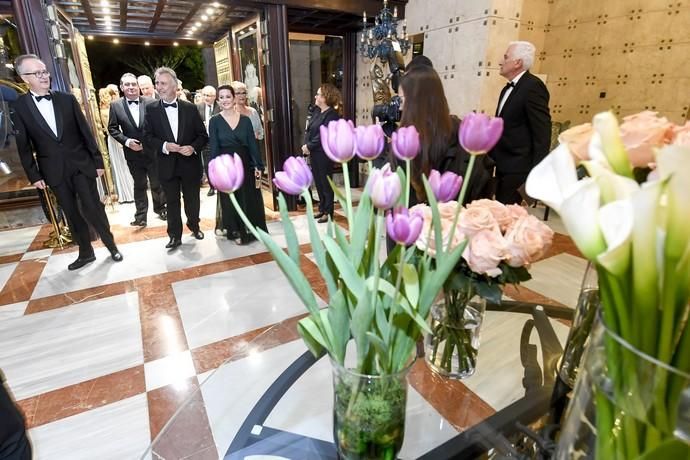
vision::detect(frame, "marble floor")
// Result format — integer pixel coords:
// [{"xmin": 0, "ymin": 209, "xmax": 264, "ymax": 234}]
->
[{"xmin": 0, "ymin": 187, "xmax": 585, "ymax": 459}]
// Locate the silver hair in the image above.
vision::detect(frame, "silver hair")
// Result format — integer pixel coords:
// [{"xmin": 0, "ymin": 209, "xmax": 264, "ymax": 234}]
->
[
  {"xmin": 15, "ymin": 54, "xmax": 42, "ymax": 75},
  {"xmin": 231, "ymin": 80, "xmax": 247, "ymax": 91},
  {"xmin": 154, "ymin": 66, "xmax": 177, "ymax": 81},
  {"xmin": 508, "ymin": 41, "xmax": 536, "ymax": 70},
  {"xmin": 137, "ymin": 75, "xmax": 153, "ymax": 85},
  {"xmin": 120, "ymin": 73, "xmax": 137, "ymax": 84},
  {"xmin": 202, "ymin": 85, "xmax": 216, "ymax": 95}
]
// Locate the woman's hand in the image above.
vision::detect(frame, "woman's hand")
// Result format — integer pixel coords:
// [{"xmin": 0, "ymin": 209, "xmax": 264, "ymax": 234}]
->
[
  {"xmin": 301, "ymin": 144, "xmax": 310, "ymax": 156},
  {"xmin": 254, "ymin": 168, "xmax": 261, "ymax": 179}
]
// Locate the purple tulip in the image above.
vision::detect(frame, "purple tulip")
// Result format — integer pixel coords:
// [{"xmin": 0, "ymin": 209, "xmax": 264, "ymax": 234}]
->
[
  {"xmin": 367, "ymin": 164, "xmax": 402, "ymax": 210},
  {"xmin": 428, "ymin": 169, "xmax": 463, "ymax": 202},
  {"xmin": 320, "ymin": 119, "xmax": 356, "ymax": 163},
  {"xmin": 458, "ymin": 112, "xmax": 504, "ymax": 155},
  {"xmin": 354, "ymin": 124, "xmax": 385, "ymax": 160},
  {"xmin": 386, "ymin": 207, "xmax": 424, "ymax": 246},
  {"xmin": 208, "ymin": 153, "xmax": 244, "ymax": 193},
  {"xmin": 273, "ymin": 156, "xmax": 313, "ymax": 195},
  {"xmin": 391, "ymin": 125, "xmax": 420, "ymax": 160}
]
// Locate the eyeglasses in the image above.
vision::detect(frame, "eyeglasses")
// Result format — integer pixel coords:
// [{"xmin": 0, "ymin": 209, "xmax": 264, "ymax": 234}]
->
[
  {"xmin": 122, "ymin": 82, "xmax": 138, "ymax": 87},
  {"xmin": 22, "ymin": 70, "xmax": 50, "ymax": 78},
  {"xmin": 235, "ymin": 91, "xmax": 247, "ymax": 95}
]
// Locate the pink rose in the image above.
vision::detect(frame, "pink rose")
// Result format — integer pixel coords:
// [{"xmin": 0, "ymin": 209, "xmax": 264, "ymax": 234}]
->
[
  {"xmin": 462, "ymin": 229, "xmax": 508, "ymax": 277},
  {"xmin": 437, "ymin": 201, "xmax": 460, "ymax": 220},
  {"xmin": 504, "ymin": 215, "xmax": 554, "ymax": 267},
  {"xmin": 619, "ymin": 111, "xmax": 675, "ymax": 168},
  {"xmin": 558, "ymin": 122, "xmax": 593, "ymax": 162},
  {"xmin": 467, "ymin": 199, "xmax": 512, "ymax": 232},
  {"xmin": 672, "ymin": 122, "xmax": 690, "ymax": 147},
  {"xmin": 412, "ymin": 203, "xmax": 465, "ymax": 256},
  {"xmin": 506, "ymin": 204, "xmax": 529, "ymax": 222},
  {"xmin": 458, "ymin": 205, "xmax": 499, "ymax": 237}
]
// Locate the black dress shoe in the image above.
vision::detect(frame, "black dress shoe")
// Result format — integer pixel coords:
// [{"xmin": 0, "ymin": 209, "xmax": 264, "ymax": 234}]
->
[
  {"xmin": 158, "ymin": 210, "xmax": 167, "ymax": 221},
  {"xmin": 68, "ymin": 255, "xmax": 96, "ymax": 271},
  {"xmin": 314, "ymin": 212, "xmax": 325, "ymax": 219},
  {"xmin": 130, "ymin": 219, "xmax": 147, "ymax": 227},
  {"xmin": 165, "ymin": 237, "xmax": 182, "ymax": 249},
  {"xmin": 192, "ymin": 230, "xmax": 205, "ymax": 240},
  {"xmin": 207, "ymin": 189, "xmax": 215, "ymax": 196},
  {"xmin": 317, "ymin": 214, "xmax": 330, "ymax": 223},
  {"xmin": 109, "ymin": 249, "xmax": 123, "ymax": 262}
]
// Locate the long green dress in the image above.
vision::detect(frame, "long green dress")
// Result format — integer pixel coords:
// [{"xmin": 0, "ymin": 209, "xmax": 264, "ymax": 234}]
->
[{"xmin": 208, "ymin": 113, "xmax": 267, "ymax": 243}]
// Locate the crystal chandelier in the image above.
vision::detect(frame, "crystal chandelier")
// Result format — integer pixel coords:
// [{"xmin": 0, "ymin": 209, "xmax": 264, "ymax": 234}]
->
[{"xmin": 359, "ymin": 0, "xmax": 410, "ymax": 60}]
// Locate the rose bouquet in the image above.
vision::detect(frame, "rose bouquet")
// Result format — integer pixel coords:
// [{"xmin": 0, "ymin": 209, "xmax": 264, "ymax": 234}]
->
[{"xmin": 526, "ymin": 111, "xmax": 690, "ymax": 458}]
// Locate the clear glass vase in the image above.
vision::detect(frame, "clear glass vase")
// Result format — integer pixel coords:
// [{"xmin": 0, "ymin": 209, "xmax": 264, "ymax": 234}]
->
[
  {"xmin": 424, "ymin": 289, "xmax": 487, "ymax": 379},
  {"xmin": 331, "ymin": 359, "xmax": 411, "ymax": 460},
  {"xmin": 558, "ymin": 261, "xmax": 599, "ymax": 387},
  {"xmin": 556, "ymin": 318, "xmax": 690, "ymax": 459}
]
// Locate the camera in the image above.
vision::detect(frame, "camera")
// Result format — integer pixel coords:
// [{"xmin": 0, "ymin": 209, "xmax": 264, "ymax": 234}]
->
[{"xmin": 372, "ymin": 95, "xmax": 402, "ymax": 124}]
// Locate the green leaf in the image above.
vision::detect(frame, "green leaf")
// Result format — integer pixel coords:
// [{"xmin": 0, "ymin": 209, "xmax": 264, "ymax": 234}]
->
[
  {"xmin": 475, "ymin": 281, "xmax": 502, "ymax": 305},
  {"xmin": 333, "ymin": 216, "xmax": 350, "ymax": 250},
  {"xmin": 304, "ymin": 201, "xmax": 338, "ymax": 297},
  {"xmin": 402, "ymin": 263, "xmax": 420, "ymax": 307},
  {"xmin": 297, "ymin": 316, "xmax": 328, "ymax": 357},
  {"xmin": 350, "ymin": 192, "xmax": 373, "ymax": 265},
  {"xmin": 327, "ymin": 290, "xmax": 350, "ymax": 365},
  {"xmin": 636, "ymin": 437, "xmax": 690, "ymax": 460},
  {"xmin": 395, "ymin": 167, "xmax": 407, "ymax": 208},
  {"xmin": 350, "ymin": 293, "xmax": 374, "ymax": 367},
  {"xmin": 368, "ymin": 277, "xmax": 431, "ymax": 335},
  {"xmin": 375, "ymin": 299, "xmax": 390, "ymax": 342},
  {"xmin": 328, "ymin": 175, "xmax": 347, "ymax": 204},
  {"xmin": 277, "ymin": 193, "xmax": 300, "ymax": 264},
  {"xmin": 323, "ymin": 236, "xmax": 365, "ymax": 299},
  {"xmin": 366, "ymin": 331, "xmax": 390, "ymax": 371},
  {"xmin": 390, "ymin": 320, "xmax": 416, "ymax": 372},
  {"xmin": 418, "ymin": 243, "xmax": 466, "ymax": 318},
  {"xmin": 256, "ymin": 228, "xmax": 321, "ymax": 318}
]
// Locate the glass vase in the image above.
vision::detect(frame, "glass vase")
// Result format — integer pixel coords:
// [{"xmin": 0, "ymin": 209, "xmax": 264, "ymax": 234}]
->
[
  {"xmin": 558, "ymin": 261, "xmax": 599, "ymax": 387},
  {"xmin": 331, "ymin": 359, "xmax": 411, "ymax": 460},
  {"xmin": 424, "ymin": 289, "xmax": 487, "ymax": 379},
  {"xmin": 556, "ymin": 318, "xmax": 690, "ymax": 459}
]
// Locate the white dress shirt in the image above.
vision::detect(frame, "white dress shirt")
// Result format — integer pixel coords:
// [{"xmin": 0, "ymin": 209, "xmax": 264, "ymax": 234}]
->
[
  {"xmin": 31, "ymin": 92, "xmax": 58, "ymax": 137},
  {"xmin": 161, "ymin": 99, "xmax": 179, "ymax": 154},
  {"xmin": 124, "ymin": 98, "xmax": 140, "ymax": 148},
  {"xmin": 497, "ymin": 70, "xmax": 526, "ymax": 116}
]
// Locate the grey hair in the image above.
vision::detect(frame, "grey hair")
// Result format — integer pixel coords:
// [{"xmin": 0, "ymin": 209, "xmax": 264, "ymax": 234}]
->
[
  {"xmin": 202, "ymin": 85, "xmax": 216, "ymax": 95},
  {"xmin": 120, "ymin": 72, "xmax": 137, "ymax": 84},
  {"xmin": 231, "ymin": 80, "xmax": 247, "ymax": 91},
  {"xmin": 154, "ymin": 66, "xmax": 177, "ymax": 81},
  {"xmin": 508, "ymin": 41, "xmax": 536, "ymax": 70},
  {"xmin": 137, "ymin": 75, "xmax": 153, "ymax": 85},
  {"xmin": 15, "ymin": 54, "xmax": 42, "ymax": 75}
]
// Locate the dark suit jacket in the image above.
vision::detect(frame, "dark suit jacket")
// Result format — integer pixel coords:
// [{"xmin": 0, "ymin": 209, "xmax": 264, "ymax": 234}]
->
[
  {"xmin": 304, "ymin": 106, "xmax": 340, "ymax": 155},
  {"xmin": 12, "ymin": 91, "xmax": 103, "ymax": 186},
  {"xmin": 108, "ymin": 96, "xmax": 155, "ymax": 166},
  {"xmin": 142, "ymin": 99, "xmax": 208, "ymax": 181},
  {"xmin": 490, "ymin": 71, "xmax": 551, "ymax": 175},
  {"xmin": 196, "ymin": 101, "xmax": 220, "ymax": 125}
]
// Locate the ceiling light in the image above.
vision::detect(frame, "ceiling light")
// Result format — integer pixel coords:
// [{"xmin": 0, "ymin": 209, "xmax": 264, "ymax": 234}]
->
[
  {"xmin": 87, "ymin": 35, "xmax": 94, "ymax": 40},
  {"xmin": 197, "ymin": 40, "xmax": 202, "ymax": 45},
  {"xmin": 104, "ymin": 15, "xmax": 111, "ymax": 22},
  {"xmin": 100, "ymin": 0, "xmax": 108, "ymax": 5},
  {"xmin": 201, "ymin": 14, "xmax": 208, "ymax": 21},
  {"xmin": 213, "ymin": 2, "xmax": 220, "ymax": 7},
  {"xmin": 144, "ymin": 41, "xmax": 150, "ymax": 46},
  {"xmin": 103, "ymin": 7, "xmax": 110, "ymax": 13},
  {"xmin": 173, "ymin": 41, "xmax": 179, "ymax": 46},
  {"xmin": 195, "ymin": 21, "xmax": 201, "ymax": 27},
  {"xmin": 206, "ymin": 8, "xmax": 214, "ymax": 15},
  {"xmin": 113, "ymin": 38, "xmax": 119, "ymax": 44}
]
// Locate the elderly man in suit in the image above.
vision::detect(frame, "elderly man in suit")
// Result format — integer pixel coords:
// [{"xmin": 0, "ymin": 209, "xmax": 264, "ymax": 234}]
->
[
  {"xmin": 108, "ymin": 72, "xmax": 166, "ymax": 227},
  {"xmin": 12, "ymin": 54, "xmax": 122, "ymax": 271},
  {"xmin": 143, "ymin": 67, "xmax": 208, "ymax": 251},
  {"xmin": 490, "ymin": 41, "xmax": 551, "ymax": 204},
  {"xmin": 196, "ymin": 85, "xmax": 220, "ymax": 196},
  {"xmin": 137, "ymin": 75, "xmax": 157, "ymax": 99}
]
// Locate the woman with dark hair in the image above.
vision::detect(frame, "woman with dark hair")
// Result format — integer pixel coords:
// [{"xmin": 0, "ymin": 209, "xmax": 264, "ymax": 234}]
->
[
  {"xmin": 397, "ymin": 66, "xmax": 493, "ymax": 205},
  {"xmin": 301, "ymin": 83, "xmax": 341, "ymax": 223},
  {"xmin": 209, "ymin": 85, "xmax": 267, "ymax": 244}
]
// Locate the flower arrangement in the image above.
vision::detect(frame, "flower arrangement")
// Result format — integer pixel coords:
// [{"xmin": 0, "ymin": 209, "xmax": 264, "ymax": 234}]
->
[{"xmin": 526, "ymin": 111, "xmax": 690, "ymax": 458}]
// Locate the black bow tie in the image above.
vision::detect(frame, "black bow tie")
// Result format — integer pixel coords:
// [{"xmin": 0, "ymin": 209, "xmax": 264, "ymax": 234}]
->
[
  {"xmin": 505, "ymin": 81, "xmax": 515, "ymax": 88},
  {"xmin": 35, "ymin": 94, "xmax": 52, "ymax": 102},
  {"xmin": 162, "ymin": 101, "xmax": 177, "ymax": 108},
  {"xmin": 128, "ymin": 99, "xmax": 139, "ymax": 105}
]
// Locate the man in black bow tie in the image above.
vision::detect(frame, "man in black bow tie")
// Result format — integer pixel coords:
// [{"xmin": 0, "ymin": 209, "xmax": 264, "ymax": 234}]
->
[
  {"xmin": 12, "ymin": 54, "xmax": 122, "ymax": 271},
  {"xmin": 143, "ymin": 67, "xmax": 208, "ymax": 251},
  {"xmin": 490, "ymin": 41, "xmax": 551, "ymax": 204},
  {"xmin": 108, "ymin": 73, "xmax": 167, "ymax": 227}
]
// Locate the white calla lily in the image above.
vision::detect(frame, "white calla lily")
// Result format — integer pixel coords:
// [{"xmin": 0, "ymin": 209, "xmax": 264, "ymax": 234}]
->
[
  {"xmin": 583, "ymin": 161, "xmax": 640, "ymax": 203},
  {"xmin": 593, "ymin": 112, "xmax": 634, "ymax": 178},
  {"xmin": 525, "ymin": 143, "xmax": 578, "ymax": 213},
  {"xmin": 631, "ymin": 181, "xmax": 662, "ymax": 313},
  {"xmin": 597, "ymin": 200, "xmax": 634, "ymax": 276},
  {"xmin": 560, "ymin": 178, "xmax": 607, "ymax": 260}
]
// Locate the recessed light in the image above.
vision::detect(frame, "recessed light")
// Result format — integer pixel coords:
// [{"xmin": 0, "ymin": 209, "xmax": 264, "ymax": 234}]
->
[
  {"xmin": 173, "ymin": 41, "xmax": 179, "ymax": 46},
  {"xmin": 104, "ymin": 15, "xmax": 111, "ymax": 22},
  {"xmin": 197, "ymin": 40, "xmax": 202, "ymax": 45},
  {"xmin": 144, "ymin": 41, "xmax": 150, "ymax": 46},
  {"xmin": 100, "ymin": 0, "xmax": 108, "ymax": 6},
  {"xmin": 113, "ymin": 38, "xmax": 119, "ymax": 44},
  {"xmin": 195, "ymin": 21, "xmax": 201, "ymax": 27},
  {"xmin": 206, "ymin": 8, "xmax": 213, "ymax": 15},
  {"xmin": 103, "ymin": 7, "xmax": 110, "ymax": 13},
  {"xmin": 201, "ymin": 14, "xmax": 208, "ymax": 21},
  {"xmin": 213, "ymin": 2, "xmax": 220, "ymax": 7},
  {"xmin": 87, "ymin": 35, "xmax": 94, "ymax": 40}
]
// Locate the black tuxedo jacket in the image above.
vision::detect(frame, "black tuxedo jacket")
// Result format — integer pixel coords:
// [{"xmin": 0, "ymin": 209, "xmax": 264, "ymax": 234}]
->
[
  {"xmin": 12, "ymin": 91, "xmax": 104, "ymax": 186},
  {"xmin": 304, "ymin": 107, "xmax": 340, "ymax": 156},
  {"xmin": 142, "ymin": 99, "xmax": 208, "ymax": 181},
  {"xmin": 108, "ymin": 96, "xmax": 155, "ymax": 166},
  {"xmin": 490, "ymin": 71, "xmax": 551, "ymax": 175},
  {"xmin": 196, "ymin": 101, "xmax": 220, "ymax": 124}
]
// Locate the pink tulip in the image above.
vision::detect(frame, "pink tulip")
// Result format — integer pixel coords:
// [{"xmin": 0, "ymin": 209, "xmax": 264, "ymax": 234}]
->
[
  {"xmin": 391, "ymin": 125, "xmax": 420, "ymax": 160},
  {"xmin": 273, "ymin": 156, "xmax": 313, "ymax": 195},
  {"xmin": 367, "ymin": 164, "xmax": 401, "ymax": 210},
  {"xmin": 386, "ymin": 207, "xmax": 424, "ymax": 246},
  {"xmin": 320, "ymin": 119, "xmax": 356, "ymax": 163},
  {"xmin": 458, "ymin": 112, "xmax": 504, "ymax": 155},
  {"xmin": 428, "ymin": 170, "xmax": 463, "ymax": 203},
  {"xmin": 355, "ymin": 124, "xmax": 385, "ymax": 160},
  {"xmin": 208, "ymin": 153, "xmax": 244, "ymax": 193}
]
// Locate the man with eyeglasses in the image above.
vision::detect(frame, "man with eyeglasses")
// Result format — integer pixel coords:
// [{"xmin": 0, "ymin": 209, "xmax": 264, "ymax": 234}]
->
[
  {"xmin": 195, "ymin": 85, "xmax": 220, "ymax": 196},
  {"xmin": 108, "ymin": 73, "xmax": 167, "ymax": 227},
  {"xmin": 11, "ymin": 54, "xmax": 122, "ymax": 271}
]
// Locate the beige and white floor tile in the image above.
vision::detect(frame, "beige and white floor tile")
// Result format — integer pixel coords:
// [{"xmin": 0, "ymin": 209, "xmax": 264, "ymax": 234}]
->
[
  {"xmin": 0, "ymin": 300, "xmax": 29, "ymax": 320},
  {"xmin": 144, "ymin": 350, "xmax": 197, "ymax": 392},
  {"xmin": 523, "ymin": 253, "xmax": 588, "ymax": 308},
  {"xmin": 0, "ymin": 261, "xmax": 18, "ymax": 292},
  {"xmin": 20, "ymin": 248, "xmax": 53, "ymax": 261},
  {"xmin": 0, "ymin": 226, "xmax": 41, "ymax": 257}
]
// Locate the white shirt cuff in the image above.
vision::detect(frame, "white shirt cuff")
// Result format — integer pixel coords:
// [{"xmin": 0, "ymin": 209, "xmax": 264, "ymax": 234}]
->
[{"xmin": 162, "ymin": 142, "xmax": 170, "ymax": 155}]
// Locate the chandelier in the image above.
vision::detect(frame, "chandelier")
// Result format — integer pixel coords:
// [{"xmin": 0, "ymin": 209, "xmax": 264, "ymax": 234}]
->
[{"xmin": 359, "ymin": 0, "xmax": 410, "ymax": 60}]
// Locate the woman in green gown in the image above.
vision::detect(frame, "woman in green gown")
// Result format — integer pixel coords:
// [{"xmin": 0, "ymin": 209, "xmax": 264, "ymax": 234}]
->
[{"xmin": 208, "ymin": 85, "xmax": 267, "ymax": 244}]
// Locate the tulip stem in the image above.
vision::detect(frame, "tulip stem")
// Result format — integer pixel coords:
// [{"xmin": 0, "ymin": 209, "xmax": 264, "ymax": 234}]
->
[
  {"xmin": 342, "ymin": 161, "xmax": 354, "ymax": 229},
  {"xmin": 404, "ymin": 159, "xmax": 411, "ymax": 207},
  {"xmin": 369, "ymin": 212, "xmax": 383, "ymax": 313},
  {"xmin": 446, "ymin": 154, "xmax": 476, "ymax": 252}
]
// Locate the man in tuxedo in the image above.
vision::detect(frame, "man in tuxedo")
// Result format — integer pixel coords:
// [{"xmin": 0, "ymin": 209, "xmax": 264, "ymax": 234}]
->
[
  {"xmin": 195, "ymin": 85, "xmax": 220, "ymax": 196},
  {"xmin": 108, "ymin": 73, "xmax": 166, "ymax": 227},
  {"xmin": 137, "ymin": 75, "xmax": 158, "ymax": 99},
  {"xmin": 12, "ymin": 54, "xmax": 122, "ymax": 270},
  {"xmin": 490, "ymin": 41, "xmax": 551, "ymax": 204},
  {"xmin": 143, "ymin": 67, "xmax": 208, "ymax": 251}
]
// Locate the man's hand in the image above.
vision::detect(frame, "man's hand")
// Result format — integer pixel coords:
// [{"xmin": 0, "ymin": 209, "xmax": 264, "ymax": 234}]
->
[
  {"xmin": 96, "ymin": 169, "xmax": 105, "ymax": 177},
  {"xmin": 166, "ymin": 142, "xmax": 181, "ymax": 153},
  {"xmin": 179, "ymin": 145, "xmax": 194, "ymax": 156},
  {"xmin": 301, "ymin": 144, "xmax": 310, "ymax": 156},
  {"xmin": 128, "ymin": 139, "xmax": 144, "ymax": 151},
  {"xmin": 33, "ymin": 180, "xmax": 46, "ymax": 190}
]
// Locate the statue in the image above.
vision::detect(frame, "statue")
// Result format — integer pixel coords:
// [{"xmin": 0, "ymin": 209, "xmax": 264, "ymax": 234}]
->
[{"xmin": 370, "ymin": 63, "xmax": 391, "ymax": 106}]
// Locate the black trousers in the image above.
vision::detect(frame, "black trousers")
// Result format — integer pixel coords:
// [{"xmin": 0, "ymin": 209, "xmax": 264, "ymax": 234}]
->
[
  {"xmin": 161, "ymin": 172, "xmax": 201, "ymax": 239},
  {"xmin": 127, "ymin": 159, "xmax": 166, "ymax": 222},
  {"xmin": 201, "ymin": 146, "xmax": 213, "ymax": 190},
  {"xmin": 51, "ymin": 168, "xmax": 115, "ymax": 258},
  {"xmin": 495, "ymin": 171, "xmax": 529, "ymax": 205},
  {"xmin": 311, "ymin": 151, "xmax": 334, "ymax": 216},
  {"xmin": 0, "ymin": 379, "xmax": 31, "ymax": 460}
]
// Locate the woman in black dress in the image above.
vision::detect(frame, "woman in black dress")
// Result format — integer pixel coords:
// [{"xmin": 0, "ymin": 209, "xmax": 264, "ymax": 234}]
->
[
  {"xmin": 209, "ymin": 85, "xmax": 267, "ymax": 244},
  {"xmin": 301, "ymin": 83, "xmax": 341, "ymax": 223}
]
